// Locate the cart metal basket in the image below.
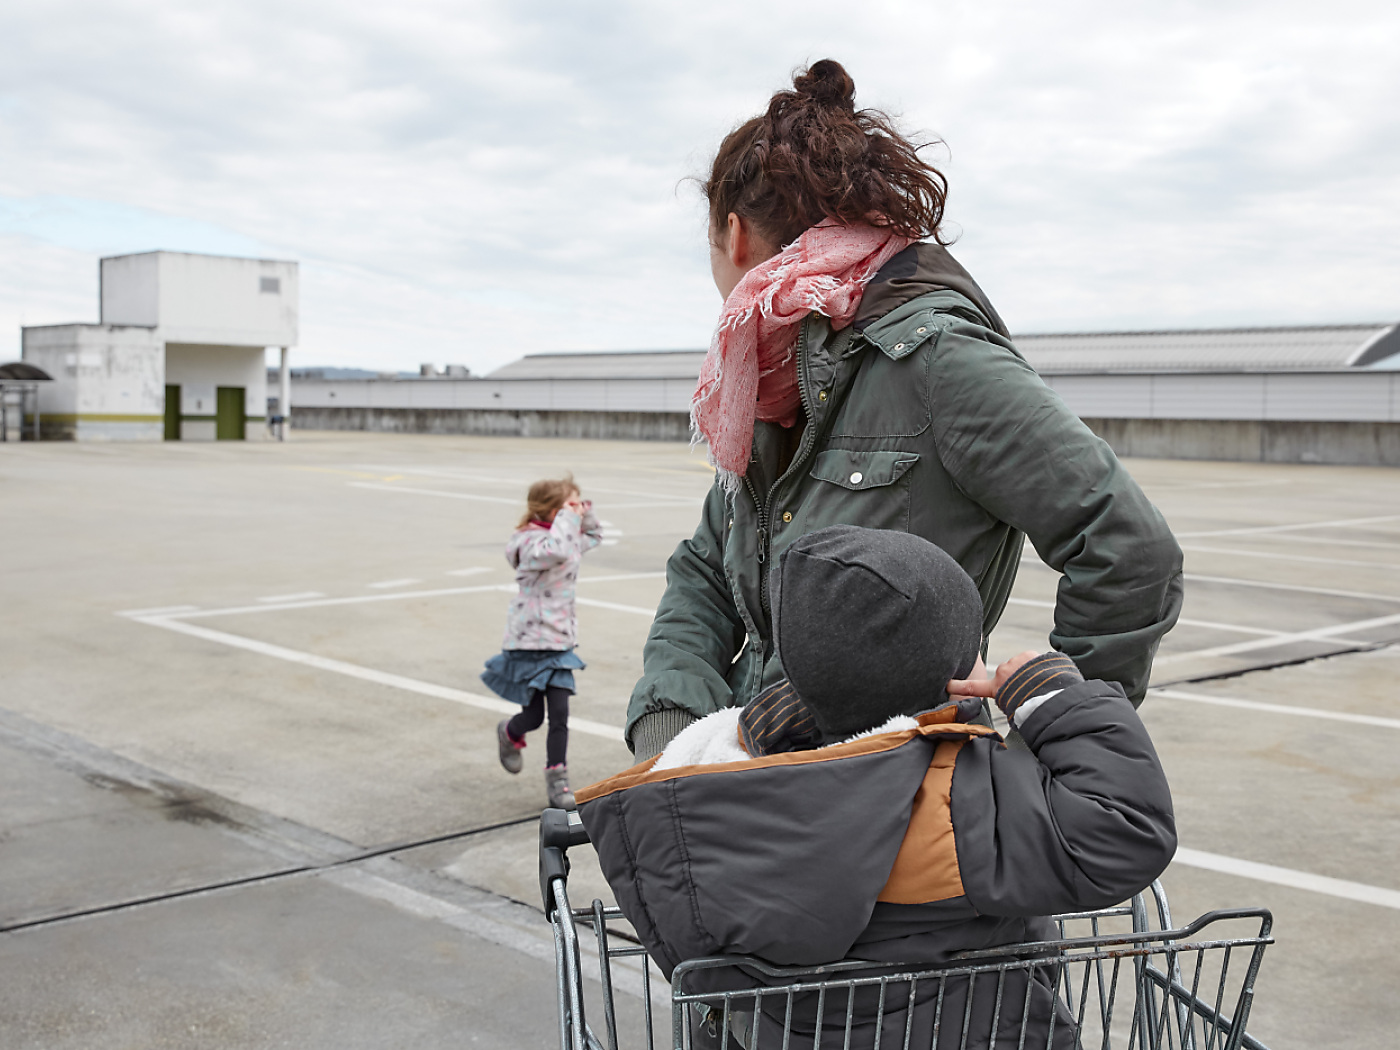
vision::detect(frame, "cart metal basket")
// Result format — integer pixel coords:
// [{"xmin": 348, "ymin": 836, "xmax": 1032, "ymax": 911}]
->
[{"xmin": 540, "ymin": 808, "xmax": 1274, "ymax": 1050}]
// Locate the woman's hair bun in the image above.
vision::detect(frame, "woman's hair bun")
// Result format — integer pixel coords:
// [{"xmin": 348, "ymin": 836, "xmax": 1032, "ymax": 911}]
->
[
  {"xmin": 792, "ymin": 58, "xmax": 856, "ymax": 110},
  {"xmin": 704, "ymin": 56, "xmax": 948, "ymax": 247}
]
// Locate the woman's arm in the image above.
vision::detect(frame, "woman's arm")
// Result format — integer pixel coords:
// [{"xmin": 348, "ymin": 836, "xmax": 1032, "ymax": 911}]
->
[
  {"xmin": 625, "ymin": 484, "xmax": 748, "ymax": 756},
  {"xmin": 928, "ymin": 320, "xmax": 1184, "ymax": 703}
]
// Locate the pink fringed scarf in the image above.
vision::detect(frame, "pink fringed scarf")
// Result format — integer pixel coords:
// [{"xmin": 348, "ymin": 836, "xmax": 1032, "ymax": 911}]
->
[{"xmin": 691, "ymin": 223, "xmax": 913, "ymax": 487}]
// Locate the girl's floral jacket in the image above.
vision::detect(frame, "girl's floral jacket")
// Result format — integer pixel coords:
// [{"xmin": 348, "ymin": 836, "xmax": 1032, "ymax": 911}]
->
[{"xmin": 502, "ymin": 506, "xmax": 603, "ymax": 650}]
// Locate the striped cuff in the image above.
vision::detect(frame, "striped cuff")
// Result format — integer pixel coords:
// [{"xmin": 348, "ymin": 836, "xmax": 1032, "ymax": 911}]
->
[
  {"xmin": 739, "ymin": 680, "xmax": 822, "ymax": 756},
  {"xmin": 629, "ymin": 707, "xmax": 698, "ymax": 762},
  {"xmin": 995, "ymin": 653, "xmax": 1082, "ymax": 723}
]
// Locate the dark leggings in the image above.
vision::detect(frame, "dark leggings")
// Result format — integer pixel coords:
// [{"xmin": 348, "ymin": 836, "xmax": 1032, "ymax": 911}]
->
[{"xmin": 506, "ymin": 685, "xmax": 570, "ymax": 767}]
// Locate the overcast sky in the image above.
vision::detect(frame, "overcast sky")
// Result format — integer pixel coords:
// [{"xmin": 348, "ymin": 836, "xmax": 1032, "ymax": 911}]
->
[{"xmin": 2, "ymin": 0, "xmax": 1397, "ymax": 374}]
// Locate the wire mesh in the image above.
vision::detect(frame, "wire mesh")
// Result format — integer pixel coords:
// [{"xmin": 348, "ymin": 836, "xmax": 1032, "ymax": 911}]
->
[{"xmin": 547, "ymin": 881, "xmax": 1272, "ymax": 1050}]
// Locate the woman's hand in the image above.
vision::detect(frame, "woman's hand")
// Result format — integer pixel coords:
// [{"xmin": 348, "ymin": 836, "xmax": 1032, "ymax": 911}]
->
[{"xmin": 947, "ymin": 650, "xmax": 1042, "ymax": 699}]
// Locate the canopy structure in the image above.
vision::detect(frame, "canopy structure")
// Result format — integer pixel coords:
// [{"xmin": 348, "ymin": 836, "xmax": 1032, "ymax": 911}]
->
[{"xmin": 0, "ymin": 361, "xmax": 51, "ymax": 441}]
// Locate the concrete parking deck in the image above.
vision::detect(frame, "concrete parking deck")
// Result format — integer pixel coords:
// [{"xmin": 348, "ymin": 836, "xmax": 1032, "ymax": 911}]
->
[{"xmin": 2, "ymin": 432, "xmax": 1397, "ymax": 1049}]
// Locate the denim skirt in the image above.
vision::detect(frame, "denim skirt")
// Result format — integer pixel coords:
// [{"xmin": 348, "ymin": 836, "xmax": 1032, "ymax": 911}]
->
[{"xmin": 480, "ymin": 649, "xmax": 586, "ymax": 705}]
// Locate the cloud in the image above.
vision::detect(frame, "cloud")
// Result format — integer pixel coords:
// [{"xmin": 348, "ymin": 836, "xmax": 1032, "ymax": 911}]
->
[{"xmin": 1, "ymin": 0, "xmax": 1397, "ymax": 370}]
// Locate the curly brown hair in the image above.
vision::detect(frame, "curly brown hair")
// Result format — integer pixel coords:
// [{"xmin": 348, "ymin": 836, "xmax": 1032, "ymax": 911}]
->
[
  {"xmin": 704, "ymin": 59, "xmax": 948, "ymax": 250},
  {"xmin": 518, "ymin": 475, "xmax": 578, "ymax": 529}
]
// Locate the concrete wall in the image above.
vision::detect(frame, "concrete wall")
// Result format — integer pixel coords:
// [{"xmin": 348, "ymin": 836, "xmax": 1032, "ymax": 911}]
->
[
  {"xmin": 99, "ymin": 254, "xmax": 160, "ymax": 327},
  {"xmin": 1083, "ymin": 418, "xmax": 1400, "ymax": 466},
  {"xmin": 102, "ymin": 252, "xmax": 298, "ymax": 348},
  {"xmin": 294, "ymin": 403, "xmax": 1400, "ymax": 464},
  {"xmin": 293, "ymin": 405, "xmax": 692, "ymax": 442},
  {"xmin": 291, "ymin": 369, "xmax": 1400, "ymax": 466},
  {"xmin": 165, "ymin": 343, "xmax": 268, "ymax": 441},
  {"xmin": 22, "ymin": 324, "xmax": 163, "ymax": 440},
  {"xmin": 298, "ymin": 369, "xmax": 1400, "ymax": 424},
  {"xmin": 293, "ymin": 375, "xmax": 696, "ymax": 414},
  {"xmin": 1042, "ymin": 371, "xmax": 1400, "ymax": 422}
]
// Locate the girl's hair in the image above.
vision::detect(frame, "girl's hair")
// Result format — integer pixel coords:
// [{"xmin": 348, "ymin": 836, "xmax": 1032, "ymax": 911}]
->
[
  {"xmin": 519, "ymin": 475, "xmax": 579, "ymax": 528},
  {"xmin": 703, "ymin": 58, "xmax": 948, "ymax": 250}
]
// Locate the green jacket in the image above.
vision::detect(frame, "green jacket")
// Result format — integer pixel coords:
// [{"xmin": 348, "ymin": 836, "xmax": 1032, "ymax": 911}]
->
[{"xmin": 626, "ymin": 245, "xmax": 1183, "ymax": 746}]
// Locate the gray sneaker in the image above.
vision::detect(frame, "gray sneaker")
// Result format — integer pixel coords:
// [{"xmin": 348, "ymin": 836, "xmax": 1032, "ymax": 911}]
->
[
  {"xmin": 544, "ymin": 764, "xmax": 575, "ymax": 810},
  {"xmin": 497, "ymin": 720, "xmax": 523, "ymax": 774}
]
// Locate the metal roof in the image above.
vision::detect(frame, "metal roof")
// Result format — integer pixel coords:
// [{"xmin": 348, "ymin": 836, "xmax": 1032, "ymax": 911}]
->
[
  {"xmin": 1014, "ymin": 323, "xmax": 1400, "ymax": 373},
  {"xmin": 485, "ymin": 324, "xmax": 1400, "ymax": 381},
  {"xmin": 487, "ymin": 350, "xmax": 707, "ymax": 380},
  {"xmin": 0, "ymin": 361, "xmax": 52, "ymax": 380}
]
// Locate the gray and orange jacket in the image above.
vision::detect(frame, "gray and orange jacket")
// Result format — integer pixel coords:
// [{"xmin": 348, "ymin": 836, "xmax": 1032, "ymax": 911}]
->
[{"xmin": 577, "ymin": 659, "xmax": 1176, "ymax": 1049}]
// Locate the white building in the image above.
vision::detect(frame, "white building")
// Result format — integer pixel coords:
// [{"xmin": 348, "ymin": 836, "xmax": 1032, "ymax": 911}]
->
[{"xmin": 22, "ymin": 251, "xmax": 298, "ymax": 441}]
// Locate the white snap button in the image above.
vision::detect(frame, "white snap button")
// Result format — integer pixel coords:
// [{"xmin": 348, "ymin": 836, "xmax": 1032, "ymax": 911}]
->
[
  {"xmin": 894, "ymin": 343, "xmax": 905, "ymax": 351},
  {"xmin": 916, "ymin": 326, "xmax": 927, "ymax": 334},
  {"xmin": 850, "ymin": 471, "xmax": 863, "ymax": 484}
]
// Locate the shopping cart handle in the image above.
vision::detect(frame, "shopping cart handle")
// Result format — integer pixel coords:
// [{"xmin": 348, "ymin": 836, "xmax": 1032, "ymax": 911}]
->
[
  {"xmin": 540, "ymin": 807, "xmax": 590, "ymax": 916},
  {"xmin": 541, "ymin": 807, "xmax": 590, "ymax": 850}
]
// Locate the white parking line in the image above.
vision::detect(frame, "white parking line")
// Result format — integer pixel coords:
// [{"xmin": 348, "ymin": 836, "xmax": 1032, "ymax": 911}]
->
[
  {"xmin": 1238, "ymin": 531, "xmax": 1400, "ymax": 552},
  {"xmin": 134, "ymin": 584, "xmax": 513, "ymax": 619},
  {"xmin": 446, "ymin": 568, "xmax": 492, "ymax": 577},
  {"xmin": 128, "ymin": 616, "xmax": 624, "ymax": 742},
  {"xmin": 116, "ymin": 573, "xmax": 668, "ymax": 621},
  {"xmin": 1181, "ymin": 544, "xmax": 1400, "ymax": 572},
  {"xmin": 577, "ymin": 572, "xmax": 667, "ymax": 584},
  {"xmin": 352, "ymin": 467, "xmax": 705, "ymax": 506},
  {"xmin": 1173, "ymin": 847, "xmax": 1400, "ymax": 911},
  {"xmin": 366, "ymin": 579, "xmax": 421, "ymax": 590},
  {"xmin": 1176, "ymin": 513, "xmax": 1400, "ymax": 539},
  {"xmin": 594, "ymin": 500, "xmax": 702, "ymax": 510},
  {"xmin": 117, "ymin": 604, "xmax": 200, "ymax": 617},
  {"xmin": 1018, "ymin": 555, "xmax": 1400, "ymax": 604},
  {"xmin": 349, "ymin": 482, "xmax": 519, "ymax": 505},
  {"xmin": 257, "ymin": 592, "xmax": 327, "ymax": 603},
  {"xmin": 1152, "ymin": 688, "xmax": 1400, "ymax": 730},
  {"xmin": 112, "ymin": 610, "xmax": 1400, "ymax": 912},
  {"xmin": 1182, "ymin": 573, "xmax": 1400, "ymax": 605},
  {"xmin": 1153, "ymin": 611, "xmax": 1400, "ymax": 665},
  {"xmin": 1149, "ymin": 479, "xmax": 1288, "ymax": 491},
  {"xmin": 1005, "ymin": 598, "xmax": 1288, "ymax": 638},
  {"xmin": 576, "ymin": 597, "xmax": 657, "ymax": 617}
]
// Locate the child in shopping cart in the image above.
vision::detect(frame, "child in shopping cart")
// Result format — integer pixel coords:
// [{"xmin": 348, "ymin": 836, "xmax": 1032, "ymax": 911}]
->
[
  {"xmin": 482, "ymin": 475, "xmax": 602, "ymax": 809},
  {"xmin": 575, "ymin": 524, "xmax": 1177, "ymax": 1050}
]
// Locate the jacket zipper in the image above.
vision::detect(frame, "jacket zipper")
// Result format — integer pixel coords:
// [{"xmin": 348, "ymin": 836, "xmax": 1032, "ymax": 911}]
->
[
  {"xmin": 751, "ymin": 319, "xmax": 823, "ymax": 613},
  {"xmin": 745, "ymin": 472, "xmax": 768, "ymax": 561}
]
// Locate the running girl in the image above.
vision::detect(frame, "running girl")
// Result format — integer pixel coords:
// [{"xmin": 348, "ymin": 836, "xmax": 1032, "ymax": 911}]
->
[{"xmin": 482, "ymin": 475, "xmax": 602, "ymax": 809}]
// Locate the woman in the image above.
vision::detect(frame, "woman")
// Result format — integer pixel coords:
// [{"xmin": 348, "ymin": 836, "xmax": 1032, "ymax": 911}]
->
[{"xmin": 626, "ymin": 59, "xmax": 1182, "ymax": 761}]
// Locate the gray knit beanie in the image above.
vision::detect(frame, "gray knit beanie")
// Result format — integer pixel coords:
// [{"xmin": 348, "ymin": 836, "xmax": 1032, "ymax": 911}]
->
[{"xmin": 769, "ymin": 525, "xmax": 984, "ymax": 737}]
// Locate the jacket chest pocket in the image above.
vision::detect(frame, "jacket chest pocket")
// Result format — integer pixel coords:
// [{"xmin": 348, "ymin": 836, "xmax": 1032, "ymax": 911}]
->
[
  {"xmin": 792, "ymin": 449, "xmax": 921, "ymax": 536},
  {"xmin": 826, "ymin": 343, "xmax": 932, "ymax": 439}
]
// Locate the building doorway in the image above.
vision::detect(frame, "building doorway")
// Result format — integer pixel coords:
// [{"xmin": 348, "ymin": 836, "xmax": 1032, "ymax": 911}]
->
[
  {"xmin": 164, "ymin": 385, "xmax": 181, "ymax": 440},
  {"xmin": 215, "ymin": 386, "xmax": 245, "ymax": 440}
]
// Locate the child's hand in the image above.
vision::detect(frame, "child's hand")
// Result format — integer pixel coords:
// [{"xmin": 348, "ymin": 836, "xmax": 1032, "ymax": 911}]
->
[{"xmin": 947, "ymin": 651, "xmax": 1042, "ymax": 699}]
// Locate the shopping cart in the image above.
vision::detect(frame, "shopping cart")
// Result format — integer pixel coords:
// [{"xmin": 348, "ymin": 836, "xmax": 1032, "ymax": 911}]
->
[{"xmin": 540, "ymin": 808, "xmax": 1274, "ymax": 1050}]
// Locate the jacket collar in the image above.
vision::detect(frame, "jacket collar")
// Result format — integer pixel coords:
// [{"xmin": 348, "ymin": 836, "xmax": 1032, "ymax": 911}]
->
[{"xmin": 853, "ymin": 243, "xmax": 1011, "ymax": 361}]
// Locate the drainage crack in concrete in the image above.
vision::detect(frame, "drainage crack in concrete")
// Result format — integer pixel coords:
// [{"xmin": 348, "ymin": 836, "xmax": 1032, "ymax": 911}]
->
[
  {"xmin": 0, "ymin": 812, "xmax": 545, "ymax": 936},
  {"xmin": 1153, "ymin": 639, "xmax": 1394, "ymax": 688},
  {"xmin": 0, "ymin": 706, "xmax": 548, "ymax": 937}
]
